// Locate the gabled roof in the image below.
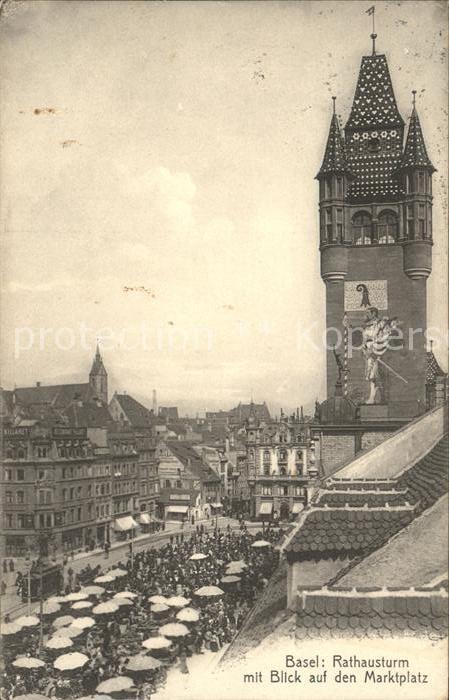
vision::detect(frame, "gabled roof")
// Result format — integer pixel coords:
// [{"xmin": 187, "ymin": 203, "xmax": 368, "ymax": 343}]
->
[
  {"xmin": 14, "ymin": 383, "xmax": 94, "ymax": 408},
  {"xmin": 64, "ymin": 400, "xmax": 113, "ymax": 429},
  {"xmin": 316, "ymin": 112, "xmax": 350, "ymax": 178},
  {"xmin": 113, "ymin": 393, "xmax": 153, "ymax": 428},
  {"xmin": 346, "ymin": 54, "xmax": 403, "ymax": 131},
  {"xmin": 401, "ymin": 107, "xmax": 435, "ymax": 172},
  {"xmin": 228, "ymin": 402, "xmax": 271, "ymax": 422},
  {"xmin": 167, "ymin": 440, "xmax": 221, "ymax": 483}
]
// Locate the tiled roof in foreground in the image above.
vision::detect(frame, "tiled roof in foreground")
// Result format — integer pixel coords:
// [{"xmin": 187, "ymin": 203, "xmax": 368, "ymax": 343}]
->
[
  {"xmin": 295, "ymin": 585, "xmax": 448, "ymax": 639},
  {"xmin": 285, "ymin": 505, "xmax": 416, "ymax": 560}
]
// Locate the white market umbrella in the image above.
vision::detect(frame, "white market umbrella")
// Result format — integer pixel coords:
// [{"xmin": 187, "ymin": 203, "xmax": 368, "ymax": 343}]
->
[
  {"xmin": 13, "ymin": 657, "xmax": 45, "ymax": 670},
  {"xmin": 251, "ymin": 539, "xmax": 271, "ymax": 548},
  {"xmin": 1, "ymin": 621, "xmax": 22, "ymax": 635},
  {"xmin": 189, "ymin": 553, "xmax": 207, "ymax": 561},
  {"xmin": 42, "ymin": 602, "xmax": 61, "ymax": 616},
  {"xmin": 64, "ymin": 592, "xmax": 89, "ymax": 602},
  {"xmin": 53, "ymin": 615, "xmax": 75, "ymax": 629},
  {"xmin": 113, "ymin": 591, "xmax": 138, "ymax": 599},
  {"xmin": 54, "ymin": 651, "xmax": 89, "ymax": 671},
  {"xmin": 221, "ymin": 575, "xmax": 241, "ymax": 584},
  {"xmin": 94, "ymin": 575, "xmax": 114, "ymax": 584},
  {"xmin": 150, "ymin": 603, "xmax": 169, "ymax": 614},
  {"xmin": 142, "ymin": 636, "xmax": 172, "ymax": 651},
  {"xmin": 114, "ymin": 597, "xmax": 133, "ymax": 607},
  {"xmin": 72, "ymin": 616, "xmax": 96, "ymax": 630},
  {"xmin": 194, "ymin": 585, "xmax": 224, "ymax": 598},
  {"xmin": 165, "ymin": 595, "xmax": 190, "ymax": 608},
  {"xmin": 126, "ymin": 655, "xmax": 162, "ymax": 673},
  {"xmin": 148, "ymin": 595, "xmax": 167, "ymax": 605},
  {"xmin": 159, "ymin": 622, "xmax": 190, "ymax": 638},
  {"xmin": 92, "ymin": 601, "xmax": 119, "ymax": 615},
  {"xmin": 108, "ymin": 568, "xmax": 127, "ymax": 578},
  {"xmin": 81, "ymin": 585, "xmax": 105, "ymax": 596},
  {"xmin": 72, "ymin": 601, "xmax": 94, "ymax": 611},
  {"xmin": 96, "ymin": 676, "xmax": 134, "ymax": 694},
  {"xmin": 45, "ymin": 636, "xmax": 74, "ymax": 650},
  {"xmin": 15, "ymin": 615, "xmax": 40, "ymax": 628},
  {"xmin": 176, "ymin": 607, "xmax": 200, "ymax": 623},
  {"xmin": 54, "ymin": 624, "xmax": 84, "ymax": 638},
  {"xmin": 47, "ymin": 595, "xmax": 67, "ymax": 604}
]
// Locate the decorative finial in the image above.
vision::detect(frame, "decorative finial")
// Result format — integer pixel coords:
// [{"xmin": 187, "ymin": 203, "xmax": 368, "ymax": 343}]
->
[
  {"xmin": 366, "ymin": 6, "xmax": 376, "ymax": 53},
  {"xmin": 412, "ymin": 89, "xmax": 417, "ymax": 108},
  {"xmin": 429, "ymin": 339, "xmax": 433, "ymax": 352},
  {"xmin": 332, "ymin": 96, "xmax": 336, "ymax": 114}
]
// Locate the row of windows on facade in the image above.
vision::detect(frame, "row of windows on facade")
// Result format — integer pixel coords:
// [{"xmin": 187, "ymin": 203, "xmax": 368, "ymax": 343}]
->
[
  {"xmin": 320, "ymin": 171, "xmax": 432, "ymax": 200},
  {"xmin": 3, "ymin": 442, "xmax": 93, "ymax": 461},
  {"xmin": 321, "ymin": 207, "xmax": 431, "ymax": 245},
  {"xmin": 3, "ymin": 496, "xmax": 141, "ymax": 530},
  {"xmin": 3, "ymin": 461, "xmax": 137, "ymax": 483},
  {"xmin": 259, "ymin": 465, "xmax": 305, "ymax": 476},
  {"xmin": 248, "ymin": 432, "xmax": 309, "ymax": 445},
  {"xmin": 261, "ymin": 449, "xmax": 305, "ymax": 462},
  {"xmin": 260, "ymin": 485, "xmax": 306, "ymax": 496},
  {"xmin": 4, "ymin": 475, "xmax": 161, "ymax": 506}
]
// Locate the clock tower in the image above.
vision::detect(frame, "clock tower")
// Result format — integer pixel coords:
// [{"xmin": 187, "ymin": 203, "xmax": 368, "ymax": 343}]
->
[{"xmin": 317, "ymin": 38, "xmax": 435, "ymax": 420}]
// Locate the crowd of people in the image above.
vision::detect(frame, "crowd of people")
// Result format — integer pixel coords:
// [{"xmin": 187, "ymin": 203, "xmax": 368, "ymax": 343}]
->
[{"xmin": 1, "ymin": 522, "xmax": 282, "ymax": 699}]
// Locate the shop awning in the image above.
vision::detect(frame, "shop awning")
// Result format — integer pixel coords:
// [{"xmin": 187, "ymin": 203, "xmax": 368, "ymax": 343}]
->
[
  {"xmin": 138, "ymin": 513, "xmax": 151, "ymax": 525},
  {"xmin": 114, "ymin": 516, "xmax": 138, "ymax": 532},
  {"xmin": 292, "ymin": 502, "xmax": 304, "ymax": 514},
  {"xmin": 259, "ymin": 502, "xmax": 273, "ymax": 516},
  {"xmin": 166, "ymin": 505, "xmax": 189, "ymax": 514},
  {"xmin": 210, "ymin": 503, "xmax": 223, "ymax": 509}
]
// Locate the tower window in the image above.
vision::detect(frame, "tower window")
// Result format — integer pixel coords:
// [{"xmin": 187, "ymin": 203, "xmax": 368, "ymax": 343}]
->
[
  {"xmin": 325, "ymin": 208, "xmax": 333, "ymax": 241},
  {"xmin": 336, "ymin": 177, "xmax": 343, "ymax": 197},
  {"xmin": 406, "ymin": 205, "xmax": 414, "ymax": 239},
  {"xmin": 378, "ymin": 211, "xmax": 398, "ymax": 244},
  {"xmin": 325, "ymin": 178, "xmax": 332, "ymax": 198},
  {"xmin": 418, "ymin": 172, "xmax": 425, "ymax": 194},
  {"xmin": 418, "ymin": 204, "xmax": 426, "ymax": 238},
  {"xmin": 352, "ymin": 212, "xmax": 372, "ymax": 245},
  {"xmin": 336, "ymin": 209, "xmax": 343, "ymax": 242}
]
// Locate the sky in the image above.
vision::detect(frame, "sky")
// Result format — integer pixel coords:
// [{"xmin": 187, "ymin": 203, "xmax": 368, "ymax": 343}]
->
[{"xmin": 0, "ymin": 0, "xmax": 447, "ymax": 416}]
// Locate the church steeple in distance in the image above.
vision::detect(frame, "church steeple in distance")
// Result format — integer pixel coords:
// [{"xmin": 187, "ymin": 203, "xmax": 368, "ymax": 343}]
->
[{"xmin": 89, "ymin": 343, "xmax": 108, "ymax": 404}]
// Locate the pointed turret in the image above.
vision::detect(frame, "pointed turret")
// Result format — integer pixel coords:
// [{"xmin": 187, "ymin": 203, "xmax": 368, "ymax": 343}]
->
[
  {"xmin": 317, "ymin": 99, "xmax": 350, "ymax": 178},
  {"xmin": 89, "ymin": 344, "xmax": 108, "ymax": 403},
  {"xmin": 401, "ymin": 101, "xmax": 435, "ymax": 172}
]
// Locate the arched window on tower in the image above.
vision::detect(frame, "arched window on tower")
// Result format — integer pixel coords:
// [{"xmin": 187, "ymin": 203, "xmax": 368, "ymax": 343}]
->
[
  {"xmin": 352, "ymin": 212, "xmax": 372, "ymax": 245},
  {"xmin": 378, "ymin": 211, "xmax": 398, "ymax": 244}
]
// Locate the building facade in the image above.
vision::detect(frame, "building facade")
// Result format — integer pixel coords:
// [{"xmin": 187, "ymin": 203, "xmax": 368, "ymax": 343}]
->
[{"xmin": 246, "ymin": 413, "xmax": 319, "ymax": 521}]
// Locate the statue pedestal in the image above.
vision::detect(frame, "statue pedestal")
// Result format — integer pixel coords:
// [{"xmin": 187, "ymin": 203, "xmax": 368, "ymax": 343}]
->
[{"xmin": 359, "ymin": 404, "xmax": 389, "ymax": 422}]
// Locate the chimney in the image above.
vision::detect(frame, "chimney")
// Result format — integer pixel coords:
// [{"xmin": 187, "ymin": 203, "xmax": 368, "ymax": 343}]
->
[{"xmin": 152, "ymin": 389, "xmax": 158, "ymax": 415}]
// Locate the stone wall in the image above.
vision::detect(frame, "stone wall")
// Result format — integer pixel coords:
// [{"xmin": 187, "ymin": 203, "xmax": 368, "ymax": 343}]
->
[{"xmin": 321, "ymin": 434, "xmax": 355, "ymax": 476}]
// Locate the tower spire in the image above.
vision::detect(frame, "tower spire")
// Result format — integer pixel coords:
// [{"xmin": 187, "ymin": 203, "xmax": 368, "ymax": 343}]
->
[{"xmin": 316, "ymin": 98, "xmax": 350, "ymax": 178}]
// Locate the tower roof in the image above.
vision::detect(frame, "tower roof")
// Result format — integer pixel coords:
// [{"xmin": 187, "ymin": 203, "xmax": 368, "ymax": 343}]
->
[
  {"xmin": 401, "ymin": 105, "xmax": 436, "ymax": 172},
  {"xmin": 90, "ymin": 344, "xmax": 107, "ymax": 376},
  {"xmin": 317, "ymin": 105, "xmax": 351, "ymax": 178},
  {"xmin": 346, "ymin": 54, "xmax": 404, "ymax": 131}
]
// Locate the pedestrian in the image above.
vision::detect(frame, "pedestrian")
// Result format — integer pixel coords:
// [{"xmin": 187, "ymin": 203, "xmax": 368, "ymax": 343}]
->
[{"xmin": 9, "ymin": 560, "xmax": 14, "ymax": 572}]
